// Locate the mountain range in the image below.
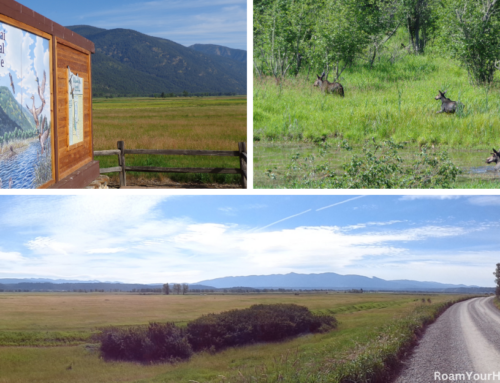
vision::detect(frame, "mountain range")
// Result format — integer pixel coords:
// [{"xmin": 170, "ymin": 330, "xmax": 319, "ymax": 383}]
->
[
  {"xmin": 65, "ymin": 25, "xmax": 246, "ymax": 96},
  {"xmin": 196, "ymin": 272, "xmax": 479, "ymax": 291},
  {"xmin": 1, "ymin": 272, "xmax": 490, "ymax": 293}
]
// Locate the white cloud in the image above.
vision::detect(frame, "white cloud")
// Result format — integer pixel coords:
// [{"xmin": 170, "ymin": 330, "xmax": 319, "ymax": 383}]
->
[
  {"xmin": 343, "ymin": 220, "xmax": 406, "ymax": 231},
  {"xmin": 0, "ymin": 250, "xmax": 24, "ymax": 262},
  {"xmin": 399, "ymin": 195, "xmax": 462, "ymax": 201},
  {"xmin": 0, "ymin": 196, "xmax": 496, "ymax": 285},
  {"xmin": 468, "ymin": 196, "xmax": 500, "ymax": 206},
  {"xmin": 86, "ymin": 248, "xmax": 127, "ymax": 254}
]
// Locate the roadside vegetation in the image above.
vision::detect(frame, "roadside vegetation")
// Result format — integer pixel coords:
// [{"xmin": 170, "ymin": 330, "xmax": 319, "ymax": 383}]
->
[
  {"xmin": 253, "ymin": 0, "xmax": 500, "ymax": 188},
  {"xmin": 494, "ymin": 263, "xmax": 500, "ymax": 310},
  {"xmin": 0, "ymin": 292, "xmax": 473, "ymax": 383},
  {"xmin": 96, "ymin": 304, "xmax": 337, "ymax": 363},
  {"xmin": 93, "ymin": 96, "xmax": 246, "ymax": 186}
]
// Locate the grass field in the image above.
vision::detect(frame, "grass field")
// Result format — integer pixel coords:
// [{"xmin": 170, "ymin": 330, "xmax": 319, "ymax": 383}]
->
[
  {"xmin": 253, "ymin": 52, "xmax": 500, "ymax": 188},
  {"xmin": 93, "ymin": 96, "xmax": 247, "ymax": 185},
  {"xmin": 0, "ymin": 292, "xmax": 469, "ymax": 383}
]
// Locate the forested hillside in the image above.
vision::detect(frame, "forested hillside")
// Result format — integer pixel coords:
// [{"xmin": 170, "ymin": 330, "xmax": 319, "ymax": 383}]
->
[
  {"xmin": 67, "ymin": 25, "xmax": 247, "ymax": 96},
  {"xmin": 254, "ymin": 0, "xmax": 500, "ymax": 84}
]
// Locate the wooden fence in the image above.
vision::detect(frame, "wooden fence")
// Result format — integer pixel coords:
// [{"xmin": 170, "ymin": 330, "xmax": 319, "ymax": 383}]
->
[{"xmin": 94, "ymin": 141, "xmax": 247, "ymax": 188}]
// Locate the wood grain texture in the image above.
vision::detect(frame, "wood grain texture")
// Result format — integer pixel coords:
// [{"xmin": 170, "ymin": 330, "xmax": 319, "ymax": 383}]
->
[
  {"xmin": 0, "ymin": 0, "xmax": 95, "ymax": 53},
  {"xmin": 55, "ymin": 39, "xmax": 93, "ymax": 180}
]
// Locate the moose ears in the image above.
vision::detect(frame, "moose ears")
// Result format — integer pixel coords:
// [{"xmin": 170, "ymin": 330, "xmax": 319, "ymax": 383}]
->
[{"xmin": 494, "ymin": 148, "xmax": 500, "ymax": 155}]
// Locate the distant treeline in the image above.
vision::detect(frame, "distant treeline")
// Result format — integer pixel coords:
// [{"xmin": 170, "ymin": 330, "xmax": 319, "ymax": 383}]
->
[
  {"xmin": 0, "ymin": 282, "xmax": 493, "ymax": 294},
  {"xmin": 93, "ymin": 91, "xmax": 243, "ymax": 98}
]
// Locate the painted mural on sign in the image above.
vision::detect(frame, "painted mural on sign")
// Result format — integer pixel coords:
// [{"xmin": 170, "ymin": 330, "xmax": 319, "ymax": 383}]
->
[{"xmin": 0, "ymin": 22, "xmax": 52, "ymax": 189}]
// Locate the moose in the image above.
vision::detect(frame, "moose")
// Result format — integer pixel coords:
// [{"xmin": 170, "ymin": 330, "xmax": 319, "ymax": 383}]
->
[
  {"xmin": 486, "ymin": 148, "xmax": 500, "ymax": 171},
  {"xmin": 313, "ymin": 72, "xmax": 344, "ymax": 97},
  {"xmin": 435, "ymin": 90, "xmax": 458, "ymax": 114}
]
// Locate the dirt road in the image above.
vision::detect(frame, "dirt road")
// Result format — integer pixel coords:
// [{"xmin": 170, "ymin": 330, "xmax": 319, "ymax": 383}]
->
[{"xmin": 395, "ymin": 297, "xmax": 500, "ymax": 383}]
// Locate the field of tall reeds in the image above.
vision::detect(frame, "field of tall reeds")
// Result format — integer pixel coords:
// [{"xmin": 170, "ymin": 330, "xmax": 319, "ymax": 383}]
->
[
  {"xmin": 254, "ymin": 53, "xmax": 500, "ymax": 188},
  {"xmin": 0, "ymin": 292, "xmax": 471, "ymax": 383},
  {"xmin": 93, "ymin": 96, "xmax": 246, "ymax": 185}
]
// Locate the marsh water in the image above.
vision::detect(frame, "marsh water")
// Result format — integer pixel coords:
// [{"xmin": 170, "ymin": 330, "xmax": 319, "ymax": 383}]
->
[
  {"xmin": 0, "ymin": 140, "xmax": 49, "ymax": 189},
  {"xmin": 254, "ymin": 142, "xmax": 500, "ymax": 188}
]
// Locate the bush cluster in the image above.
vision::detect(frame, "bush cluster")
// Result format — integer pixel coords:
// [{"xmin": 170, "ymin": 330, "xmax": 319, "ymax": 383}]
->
[
  {"xmin": 97, "ymin": 322, "xmax": 192, "ymax": 362},
  {"xmin": 96, "ymin": 304, "xmax": 337, "ymax": 363},
  {"xmin": 187, "ymin": 304, "xmax": 337, "ymax": 352}
]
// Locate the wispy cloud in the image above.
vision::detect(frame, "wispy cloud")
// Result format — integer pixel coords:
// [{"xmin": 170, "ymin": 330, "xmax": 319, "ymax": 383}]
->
[
  {"xmin": 468, "ymin": 196, "xmax": 500, "ymax": 206},
  {"xmin": 254, "ymin": 209, "xmax": 312, "ymax": 232},
  {"xmin": 0, "ymin": 196, "xmax": 498, "ymax": 286},
  {"xmin": 316, "ymin": 196, "xmax": 366, "ymax": 211},
  {"xmin": 399, "ymin": 195, "xmax": 462, "ymax": 201},
  {"xmin": 74, "ymin": 0, "xmax": 247, "ymax": 49},
  {"xmin": 344, "ymin": 220, "xmax": 406, "ymax": 231}
]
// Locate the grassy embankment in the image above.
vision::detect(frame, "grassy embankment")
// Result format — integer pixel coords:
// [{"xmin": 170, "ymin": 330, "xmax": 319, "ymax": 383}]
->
[
  {"xmin": 254, "ymin": 54, "xmax": 500, "ymax": 188},
  {"xmin": 93, "ymin": 96, "xmax": 247, "ymax": 185},
  {"xmin": 0, "ymin": 292, "xmax": 472, "ymax": 383}
]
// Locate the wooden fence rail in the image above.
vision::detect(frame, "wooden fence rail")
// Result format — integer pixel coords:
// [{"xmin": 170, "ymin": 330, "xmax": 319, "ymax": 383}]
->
[{"xmin": 94, "ymin": 141, "xmax": 247, "ymax": 188}]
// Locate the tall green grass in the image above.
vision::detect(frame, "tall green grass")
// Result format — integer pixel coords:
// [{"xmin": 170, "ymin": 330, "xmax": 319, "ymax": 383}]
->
[
  {"xmin": 93, "ymin": 96, "xmax": 247, "ymax": 185},
  {"xmin": 254, "ymin": 55, "xmax": 500, "ymax": 148},
  {"xmin": 226, "ymin": 296, "xmax": 474, "ymax": 383},
  {"xmin": 0, "ymin": 293, "xmax": 473, "ymax": 382}
]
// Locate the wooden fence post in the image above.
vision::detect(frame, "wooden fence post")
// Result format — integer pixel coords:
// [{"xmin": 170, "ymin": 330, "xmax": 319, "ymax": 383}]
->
[
  {"xmin": 117, "ymin": 141, "xmax": 126, "ymax": 187},
  {"xmin": 238, "ymin": 142, "xmax": 247, "ymax": 188}
]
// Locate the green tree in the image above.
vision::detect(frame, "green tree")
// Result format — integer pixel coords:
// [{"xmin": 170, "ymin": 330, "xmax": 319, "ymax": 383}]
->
[
  {"xmin": 439, "ymin": 0, "xmax": 500, "ymax": 84},
  {"xmin": 173, "ymin": 283, "xmax": 182, "ymax": 294},
  {"xmin": 313, "ymin": 0, "xmax": 369, "ymax": 81},
  {"xmin": 494, "ymin": 263, "xmax": 500, "ymax": 297},
  {"xmin": 254, "ymin": 1, "xmax": 295, "ymax": 79},
  {"xmin": 400, "ymin": 0, "xmax": 438, "ymax": 54},
  {"xmin": 357, "ymin": 0, "xmax": 402, "ymax": 67},
  {"xmin": 162, "ymin": 283, "xmax": 170, "ymax": 295}
]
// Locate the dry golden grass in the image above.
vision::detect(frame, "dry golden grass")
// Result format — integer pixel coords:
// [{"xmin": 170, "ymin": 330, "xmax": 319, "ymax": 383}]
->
[
  {"xmin": 0, "ymin": 292, "xmax": 468, "ymax": 383},
  {"xmin": 92, "ymin": 96, "xmax": 246, "ymax": 184},
  {"xmin": 93, "ymin": 97, "xmax": 247, "ymax": 151}
]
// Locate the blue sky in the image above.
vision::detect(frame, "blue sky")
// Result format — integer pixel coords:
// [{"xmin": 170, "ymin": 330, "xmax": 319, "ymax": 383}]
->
[
  {"xmin": 0, "ymin": 195, "xmax": 499, "ymax": 286},
  {"xmin": 16, "ymin": 0, "xmax": 247, "ymax": 50}
]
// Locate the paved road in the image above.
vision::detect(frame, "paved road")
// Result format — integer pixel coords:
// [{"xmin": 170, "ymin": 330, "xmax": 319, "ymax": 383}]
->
[{"xmin": 394, "ymin": 297, "xmax": 500, "ymax": 383}]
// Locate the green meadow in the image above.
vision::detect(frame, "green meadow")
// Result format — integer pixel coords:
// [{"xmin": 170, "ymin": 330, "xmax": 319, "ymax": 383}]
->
[
  {"xmin": 92, "ymin": 96, "xmax": 247, "ymax": 185},
  {"xmin": 253, "ymin": 54, "xmax": 500, "ymax": 188},
  {"xmin": 0, "ymin": 292, "xmax": 470, "ymax": 383}
]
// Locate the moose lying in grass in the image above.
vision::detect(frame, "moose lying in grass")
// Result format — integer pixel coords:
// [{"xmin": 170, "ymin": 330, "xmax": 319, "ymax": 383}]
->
[
  {"xmin": 314, "ymin": 72, "xmax": 344, "ymax": 97},
  {"xmin": 435, "ymin": 90, "xmax": 458, "ymax": 113},
  {"xmin": 486, "ymin": 148, "xmax": 500, "ymax": 171}
]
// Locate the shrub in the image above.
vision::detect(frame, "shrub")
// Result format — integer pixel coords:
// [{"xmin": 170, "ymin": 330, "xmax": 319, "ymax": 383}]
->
[
  {"xmin": 97, "ymin": 322, "xmax": 192, "ymax": 362},
  {"xmin": 282, "ymin": 138, "xmax": 462, "ymax": 189},
  {"xmin": 187, "ymin": 303, "xmax": 337, "ymax": 352}
]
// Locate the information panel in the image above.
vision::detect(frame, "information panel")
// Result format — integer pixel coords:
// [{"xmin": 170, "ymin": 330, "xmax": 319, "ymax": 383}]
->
[{"xmin": 68, "ymin": 67, "xmax": 83, "ymax": 146}]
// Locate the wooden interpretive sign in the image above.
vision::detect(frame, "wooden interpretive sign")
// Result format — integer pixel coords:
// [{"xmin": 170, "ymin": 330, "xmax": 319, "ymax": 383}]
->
[{"xmin": 0, "ymin": 0, "xmax": 98, "ymax": 188}]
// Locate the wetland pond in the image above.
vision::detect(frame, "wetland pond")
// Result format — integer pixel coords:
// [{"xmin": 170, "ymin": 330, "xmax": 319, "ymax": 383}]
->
[{"xmin": 254, "ymin": 142, "xmax": 500, "ymax": 189}]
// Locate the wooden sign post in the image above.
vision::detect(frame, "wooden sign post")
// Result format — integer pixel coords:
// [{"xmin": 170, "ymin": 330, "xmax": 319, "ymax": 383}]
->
[{"xmin": 0, "ymin": 0, "xmax": 98, "ymax": 188}]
